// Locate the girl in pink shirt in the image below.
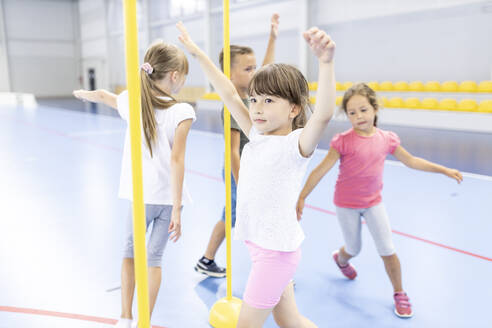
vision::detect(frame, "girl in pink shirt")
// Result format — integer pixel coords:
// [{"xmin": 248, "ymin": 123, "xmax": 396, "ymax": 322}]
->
[{"xmin": 297, "ymin": 83, "xmax": 463, "ymax": 318}]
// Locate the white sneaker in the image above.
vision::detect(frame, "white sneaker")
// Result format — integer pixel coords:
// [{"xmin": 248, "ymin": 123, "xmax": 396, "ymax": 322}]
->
[
  {"xmin": 115, "ymin": 318, "xmax": 133, "ymax": 328},
  {"xmin": 131, "ymin": 321, "xmax": 138, "ymax": 328}
]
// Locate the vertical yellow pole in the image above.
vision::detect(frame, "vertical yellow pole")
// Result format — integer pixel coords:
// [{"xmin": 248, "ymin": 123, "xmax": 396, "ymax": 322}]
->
[
  {"xmin": 122, "ymin": 1, "xmax": 150, "ymax": 328},
  {"xmin": 222, "ymin": 0, "xmax": 232, "ymax": 301},
  {"xmin": 209, "ymin": 0, "xmax": 242, "ymax": 326}
]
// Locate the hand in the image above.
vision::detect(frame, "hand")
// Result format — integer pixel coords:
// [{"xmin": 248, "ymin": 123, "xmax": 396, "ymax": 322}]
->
[
  {"xmin": 444, "ymin": 168, "xmax": 463, "ymax": 184},
  {"xmin": 168, "ymin": 208, "xmax": 182, "ymax": 242},
  {"xmin": 303, "ymin": 27, "xmax": 335, "ymax": 64},
  {"xmin": 73, "ymin": 89, "xmax": 89, "ymax": 102},
  {"xmin": 296, "ymin": 197, "xmax": 305, "ymax": 221},
  {"xmin": 176, "ymin": 21, "xmax": 201, "ymax": 57},
  {"xmin": 270, "ymin": 13, "xmax": 280, "ymax": 39}
]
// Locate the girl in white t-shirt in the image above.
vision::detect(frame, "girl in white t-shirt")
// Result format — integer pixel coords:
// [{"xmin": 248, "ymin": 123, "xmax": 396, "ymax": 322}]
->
[
  {"xmin": 73, "ymin": 41, "xmax": 195, "ymax": 328},
  {"xmin": 177, "ymin": 22, "xmax": 335, "ymax": 328}
]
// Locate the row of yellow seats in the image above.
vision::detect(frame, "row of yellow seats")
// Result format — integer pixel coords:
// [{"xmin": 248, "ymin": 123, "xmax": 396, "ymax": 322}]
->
[
  {"xmin": 308, "ymin": 81, "xmax": 492, "ymax": 93},
  {"xmin": 204, "ymin": 93, "xmax": 492, "ymax": 112},
  {"xmin": 379, "ymin": 97, "xmax": 492, "ymax": 112}
]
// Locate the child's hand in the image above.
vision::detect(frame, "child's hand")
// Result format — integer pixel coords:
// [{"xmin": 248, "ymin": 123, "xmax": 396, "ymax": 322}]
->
[
  {"xmin": 296, "ymin": 197, "xmax": 305, "ymax": 221},
  {"xmin": 176, "ymin": 21, "xmax": 201, "ymax": 57},
  {"xmin": 303, "ymin": 27, "xmax": 335, "ymax": 64},
  {"xmin": 270, "ymin": 13, "xmax": 280, "ymax": 38},
  {"xmin": 73, "ymin": 89, "xmax": 88, "ymax": 101},
  {"xmin": 168, "ymin": 208, "xmax": 182, "ymax": 242},
  {"xmin": 444, "ymin": 168, "xmax": 463, "ymax": 184}
]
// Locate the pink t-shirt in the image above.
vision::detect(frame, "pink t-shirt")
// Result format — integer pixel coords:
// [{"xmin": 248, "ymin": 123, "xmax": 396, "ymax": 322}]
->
[{"xmin": 330, "ymin": 128, "xmax": 400, "ymax": 208}]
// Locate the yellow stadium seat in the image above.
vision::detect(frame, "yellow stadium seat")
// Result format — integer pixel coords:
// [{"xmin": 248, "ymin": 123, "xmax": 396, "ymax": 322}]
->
[
  {"xmin": 388, "ymin": 97, "xmax": 404, "ymax": 108},
  {"xmin": 336, "ymin": 96, "xmax": 343, "ymax": 106},
  {"xmin": 409, "ymin": 81, "xmax": 425, "ymax": 92},
  {"xmin": 441, "ymin": 81, "xmax": 459, "ymax": 92},
  {"xmin": 394, "ymin": 81, "xmax": 409, "ymax": 91},
  {"xmin": 343, "ymin": 82, "xmax": 354, "ymax": 90},
  {"xmin": 421, "ymin": 98, "xmax": 439, "ymax": 109},
  {"xmin": 336, "ymin": 81, "xmax": 343, "ymax": 91},
  {"xmin": 478, "ymin": 100, "xmax": 492, "ymax": 113},
  {"xmin": 404, "ymin": 97, "xmax": 421, "ymax": 109},
  {"xmin": 438, "ymin": 99, "xmax": 457, "ymax": 111},
  {"xmin": 308, "ymin": 82, "xmax": 318, "ymax": 91},
  {"xmin": 478, "ymin": 81, "xmax": 492, "ymax": 93},
  {"xmin": 309, "ymin": 96, "xmax": 316, "ymax": 104},
  {"xmin": 202, "ymin": 92, "xmax": 221, "ymax": 101},
  {"xmin": 379, "ymin": 81, "xmax": 393, "ymax": 91},
  {"xmin": 425, "ymin": 81, "xmax": 441, "ymax": 92},
  {"xmin": 457, "ymin": 99, "xmax": 478, "ymax": 112},
  {"xmin": 367, "ymin": 81, "xmax": 380, "ymax": 91},
  {"xmin": 459, "ymin": 81, "xmax": 478, "ymax": 93}
]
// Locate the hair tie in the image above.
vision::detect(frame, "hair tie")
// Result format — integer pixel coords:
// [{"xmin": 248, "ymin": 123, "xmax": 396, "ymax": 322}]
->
[{"xmin": 141, "ymin": 62, "xmax": 153, "ymax": 74}]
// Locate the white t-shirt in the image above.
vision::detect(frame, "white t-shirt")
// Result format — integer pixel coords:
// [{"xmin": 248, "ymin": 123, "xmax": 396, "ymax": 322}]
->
[
  {"xmin": 234, "ymin": 127, "xmax": 313, "ymax": 251},
  {"xmin": 116, "ymin": 90, "xmax": 196, "ymax": 205}
]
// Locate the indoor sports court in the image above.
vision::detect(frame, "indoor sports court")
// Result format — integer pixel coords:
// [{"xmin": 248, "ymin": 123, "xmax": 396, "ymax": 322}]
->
[{"xmin": 1, "ymin": 1, "xmax": 491, "ymax": 328}]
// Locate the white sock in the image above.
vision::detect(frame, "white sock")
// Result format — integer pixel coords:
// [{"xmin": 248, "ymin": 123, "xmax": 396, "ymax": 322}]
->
[{"xmin": 115, "ymin": 318, "xmax": 133, "ymax": 328}]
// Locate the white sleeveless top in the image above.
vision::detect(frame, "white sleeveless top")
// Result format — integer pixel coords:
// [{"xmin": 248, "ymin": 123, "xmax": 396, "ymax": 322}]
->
[{"xmin": 234, "ymin": 127, "xmax": 313, "ymax": 251}]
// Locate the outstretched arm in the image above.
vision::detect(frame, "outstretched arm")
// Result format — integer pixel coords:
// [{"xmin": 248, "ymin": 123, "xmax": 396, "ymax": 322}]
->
[
  {"xmin": 73, "ymin": 89, "xmax": 117, "ymax": 109},
  {"xmin": 261, "ymin": 13, "xmax": 279, "ymax": 66},
  {"xmin": 176, "ymin": 22, "xmax": 252, "ymax": 136},
  {"xmin": 296, "ymin": 147, "xmax": 340, "ymax": 220},
  {"xmin": 393, "ymin": 146, "xmax": 463, "ymax": 183},
  {"xmin": 299, "ymin": 27, "xmax": 336, "ymax": 157}
]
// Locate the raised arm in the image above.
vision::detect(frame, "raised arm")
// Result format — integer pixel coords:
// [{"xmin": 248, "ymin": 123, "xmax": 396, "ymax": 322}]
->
[
  {"xmin": 261, "ymin": 13, "xmax": 279, "ymax": 66},
  {"xmin": 296, "ymin": 147, "xmax": 340, "ymax": 220},
  {"xmin": 73, "ymin": 89, "xmax": 117, "ymax": 109},
  {"xmin": 298, "ymin": 27, "xmax": 336, "ymax": 157},
  {"xmin": 393, "ymin": 146, "xmax": 463, "ymax": 183},
  {"xmin": 176, "ymin": 22, "xmax": 252, "ymax": 136}
]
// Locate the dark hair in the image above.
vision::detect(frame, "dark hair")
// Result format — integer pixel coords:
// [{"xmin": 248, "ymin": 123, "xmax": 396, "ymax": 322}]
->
[
  {"xmin": 140, "ymin": 41, "xmax": 188, "ymax": 156},
  {"xmin": 248, "ymin": 63, "xmax": 309, "ymax": 130},
  {"xmin": 219, "ymin": 45, "xmax": 254, "ymax": 71},
  {"xmin": 341, "ymin": 83, "xmax": 379, "ymax": 126}
]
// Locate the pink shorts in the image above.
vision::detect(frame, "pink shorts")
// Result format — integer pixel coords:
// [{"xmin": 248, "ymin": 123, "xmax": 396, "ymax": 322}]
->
[{"xmin": 243, "ymin": 241, "xmax": 301, "ymax": 309}]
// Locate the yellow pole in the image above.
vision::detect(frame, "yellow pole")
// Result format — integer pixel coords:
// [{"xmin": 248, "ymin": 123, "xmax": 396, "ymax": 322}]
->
[
  {"xmin": 209, "ymin": 0, "xmax": 242, "ymax": 326},
  {"xmin": 122, "ymin": 1, "xmax": 150, "ymax": 328},
  {"xmin": 222, "ymin": 0, "xmax": 232, "ymax": 301}
]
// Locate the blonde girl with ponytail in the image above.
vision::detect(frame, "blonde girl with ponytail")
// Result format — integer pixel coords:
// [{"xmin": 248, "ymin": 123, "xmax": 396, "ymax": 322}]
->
[{"xmin": 73, "ymin": 41, "xmax": 195, "ymax": 328}]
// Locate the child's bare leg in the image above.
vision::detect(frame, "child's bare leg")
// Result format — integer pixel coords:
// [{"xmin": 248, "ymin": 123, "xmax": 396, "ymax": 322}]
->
[
  {"xmin": 236, "ymin": 302, "xmax": 272, "ymax": 328},
  {"xmin": 381, "ymin": 253, "xmax": 403, "ymax": 292},
  {"xmin": 148, "ymin": 266, "xmax": 162, "ymax": 316},
  {"xmin": 204, "ymin": 220, "xmax": 226, "ymax": 260},
  {"xmin": 337, "ymin": 246, "xmax": 354, "ymax": 266},
  {"xmin": 272, "ymin": 282, "xmax": 317, "ymax": 328},
  {"xmin": 121, "ymin": 258, "xmax": 135, "ymax": 319}
]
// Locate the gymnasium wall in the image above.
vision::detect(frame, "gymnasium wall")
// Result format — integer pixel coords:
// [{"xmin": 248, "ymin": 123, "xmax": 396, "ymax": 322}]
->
[
  {"xmin": 1, "ymin": 0, "xmax": 490, "ymax": 96},
  {"xmin": 1, "ymin": 0, "xmax": 79, "ymax": 97}
]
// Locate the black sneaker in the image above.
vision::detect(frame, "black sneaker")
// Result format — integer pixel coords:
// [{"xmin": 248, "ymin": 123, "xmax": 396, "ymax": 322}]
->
[{"xmin": 194, "ymin": 257, "xmax": 226, "ymax": 278}]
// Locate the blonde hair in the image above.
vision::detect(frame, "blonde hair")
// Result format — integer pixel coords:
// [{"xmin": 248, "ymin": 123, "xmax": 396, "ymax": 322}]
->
[
  {"xmin": 219, "ymin": 45, "xmax": 254, "ymax": 71},
  {"xmin": 247, "ymin": 63, "xmax": 309, "ymax": 130},
  {"xmin": 140, "ymin": 41, "xmax": 189, "ymax": 156},
  {"xmin": 341, "ymin": 83, "xmax": 379, "ymax": 127}
]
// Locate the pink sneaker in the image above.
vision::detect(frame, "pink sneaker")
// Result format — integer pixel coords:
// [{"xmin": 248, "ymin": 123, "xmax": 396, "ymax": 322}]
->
[
  {"xmin": 332, "ymin": 250, "xmax": 357, "ymax": 280},
  {"xmin": 394, "ymin": 291, "xmax": 413, "ymax": 318}
]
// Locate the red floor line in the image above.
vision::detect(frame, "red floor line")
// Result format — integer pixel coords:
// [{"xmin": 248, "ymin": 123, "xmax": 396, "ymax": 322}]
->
[
  {"xmin": 303, "ymin": 203, "xmax": 492, "ymax": 262},
  {"xmin": 391, "ymin": 229, "xmax": 492, "ymax": 262},
  {"xmin": 0, "ymin": 306, "xmax": 167, "ymax": 328}
]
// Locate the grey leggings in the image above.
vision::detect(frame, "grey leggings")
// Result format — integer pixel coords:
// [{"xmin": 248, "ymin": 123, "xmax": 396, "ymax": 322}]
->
[
  {"xmin": 123, "ymin": 204, "xmax": 172, "ymax": 267},
  {"xmin": 336, "ymin": 202, "xmax": 395, "ymax": 257}
]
